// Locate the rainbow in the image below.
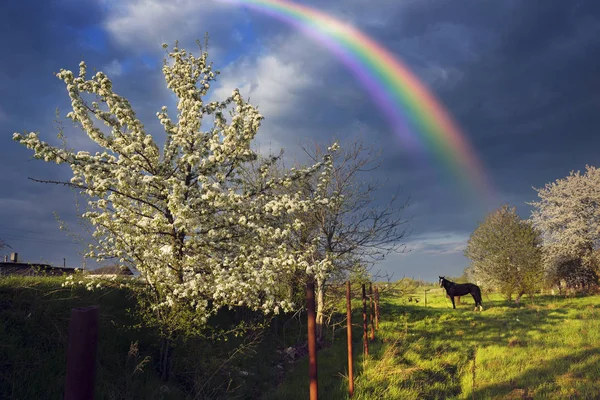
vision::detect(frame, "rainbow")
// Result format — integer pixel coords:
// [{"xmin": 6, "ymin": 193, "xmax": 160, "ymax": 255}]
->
[{"xmin": 219, "ymin": 0, "xmax": 495, "ymax": 202}]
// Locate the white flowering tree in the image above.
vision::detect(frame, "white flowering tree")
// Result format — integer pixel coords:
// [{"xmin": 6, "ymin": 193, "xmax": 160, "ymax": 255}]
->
[
  {"xmin": 13, "ymin": 41, "xmax": 338, "ymax": 378},
  {"xmin": 529, "ymin": 165, "xmax": 600, "ymax": 287},
  {"xmin": 245, "ymin": 139, "xmax": 410, "ymax": 338},
  {"xmin": 464, "ymin": 205, "xmax": 543, "ymax": 302}
]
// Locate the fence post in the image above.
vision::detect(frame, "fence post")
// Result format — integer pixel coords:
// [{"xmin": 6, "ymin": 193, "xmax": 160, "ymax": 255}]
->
[
  {"xmin": 306, "ymin": 279, "xmax": 319, "ymax": 400},
  {"xmin": 369, "ymin": 283, "xmax": 375, "ymax": 341},
  {"xmin": 424, "ymin": 289, "xmax": 427, "ymax": 306},
  {"xmin": 362, "ymin": 284, "xmax": 368, "ymax": 357},
  {"xmin": 374, "ymin": 286, "xmax": 380, "ymax": 330},
  {"xmin": 64, "ymin": 305, "xmax": 100, "ymax": 400},
  {"xmin": 346, "ymin": 281, "xmax": 354, "ymax": 397}
]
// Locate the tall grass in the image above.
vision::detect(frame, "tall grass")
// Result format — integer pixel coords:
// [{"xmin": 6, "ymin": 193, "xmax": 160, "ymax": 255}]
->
[{"xmin": 0, "ymin": 276, "xmax": 284, "ymax": 399}]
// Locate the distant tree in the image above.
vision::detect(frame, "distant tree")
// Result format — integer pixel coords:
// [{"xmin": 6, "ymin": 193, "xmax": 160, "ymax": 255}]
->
[
  {"xmin": 464, "ymin": 205, "xmax": 543, "ymax": 302},
  {"xmin": 447, "ymin": 271, "xmax": 470, "ymax": 284},
  {"xmin": 13, "ymin": 39, "xmax": 338, "ymax": 379},
  {"xmin": 529, "ymin": 165, "xmax": 600, "ymax": 286}
]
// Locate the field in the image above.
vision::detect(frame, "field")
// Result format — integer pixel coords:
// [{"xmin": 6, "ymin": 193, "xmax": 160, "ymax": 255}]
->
[
  {"xmin": 268, "ymin": 286, "xmax": 600, "ymax": 400},
  {"xmin": 1, "ymin": 276, "xmax": 599, "ymax": 399}
]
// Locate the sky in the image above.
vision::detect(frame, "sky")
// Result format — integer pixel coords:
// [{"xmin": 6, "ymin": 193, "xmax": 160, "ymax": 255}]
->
[{"xmin": 1, "ymin": 0, "xmax": 600, "ymax": 282}]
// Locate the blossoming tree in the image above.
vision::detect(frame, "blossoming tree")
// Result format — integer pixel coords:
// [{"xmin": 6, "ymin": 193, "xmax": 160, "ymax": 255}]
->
[
  {"xmin": 529, "ymin": 165, "xmax": 600, "ymax": 287},
  {"xmin": 13, "ymin": 42, "xmax": 338, "ymax": 356}
]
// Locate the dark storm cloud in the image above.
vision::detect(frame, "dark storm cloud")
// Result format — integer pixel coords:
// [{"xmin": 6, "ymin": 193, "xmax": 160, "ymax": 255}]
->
[
  {"xmin": 434, "ymin": 1, "xmax": 600, "ymax": 193},
  {"xmin": 369, "ymin": 0, "xmax": 600, "ymax": 212},
  {"xmin": 0, "ymin": 0, "xmax": 117, "ymax": 266}
]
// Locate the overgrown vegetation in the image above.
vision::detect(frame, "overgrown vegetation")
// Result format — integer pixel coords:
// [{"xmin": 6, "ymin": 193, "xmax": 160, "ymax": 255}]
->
[{"xmin": 0, "ymin": 276, "xmax": 294, "ymax": 399}]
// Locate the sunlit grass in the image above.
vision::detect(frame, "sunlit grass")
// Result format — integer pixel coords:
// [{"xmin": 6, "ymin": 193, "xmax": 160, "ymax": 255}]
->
[{"xmin": 266, "ymin": 287, "xmax": 600, "ymax": 399}]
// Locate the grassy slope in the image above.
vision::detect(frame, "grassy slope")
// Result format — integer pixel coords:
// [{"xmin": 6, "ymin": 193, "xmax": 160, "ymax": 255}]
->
[
  {"xmin": 0, "ymin": 276, "xmax": 286, "ymax": 400},
  {"xmin": 0, "ymin": 276, "xmax": 186, "ymax": 399},
  {"xmin": 266, "ymin": 287, "xmax": 600, "ymax": 399}
]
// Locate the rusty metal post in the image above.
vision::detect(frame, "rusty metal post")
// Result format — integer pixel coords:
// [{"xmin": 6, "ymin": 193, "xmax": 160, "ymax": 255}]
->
[
  {"xmin": 369, "ymin": 283, "xmax": 375, "ymax": 341},
  {"xmin": 374, "ymin": 286, "xmax": 380, "ymax": 329},
  {"xmin": 65, "ymin": 305, "xmax": 100, "ymax": 400},
  {"xmin": 362, "ymin": 284, "xmax": 368, "ymax": 357},
  {"xmin": 346, "ymin": 281, "xmax": 354, "ymax": 397},
  {"xmin": 306, "ymin": 279, "xmax": 319, "ymax": 400}
]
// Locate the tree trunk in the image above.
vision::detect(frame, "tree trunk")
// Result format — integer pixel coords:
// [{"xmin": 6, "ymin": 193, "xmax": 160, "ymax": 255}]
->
[
  {"xmin": 315, "ymin": 277, "xmax": 326, "ymax": 340},
  {"xmin": 515, "ymin": 291, "xmax": 524, "ymax": 305}
]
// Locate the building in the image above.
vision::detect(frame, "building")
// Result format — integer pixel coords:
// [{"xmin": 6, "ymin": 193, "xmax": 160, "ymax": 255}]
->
[{"xmin": 0, "ymin": 253, "xmax": 78, "ymax": 276}]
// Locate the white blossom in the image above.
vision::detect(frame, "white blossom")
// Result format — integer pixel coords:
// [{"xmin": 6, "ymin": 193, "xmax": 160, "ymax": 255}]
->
[
  {"xmin": 529, "ymin": 165, "xmax": 600, "ymax": 277},
  {"xmin": 14, "ymin": 42, "xmax": 338, "ymax": 333}
]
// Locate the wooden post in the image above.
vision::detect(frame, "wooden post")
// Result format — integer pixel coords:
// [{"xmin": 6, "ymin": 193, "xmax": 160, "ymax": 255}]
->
[
  {"xmin": 346, "ymin": 281, "xmax": 354, "ymax": 397},
  {"xmin": 362, "ymin": 284, "xmax": 368, "ymax": 357},
  {"xmin": 374, "ymin": 286, "xmax": 380, "ymax": 330},
  {"xmin": 424, "ymin": 289, "xmax": 427, "ymax": 306},
  {"xmin": 306, "ymin": 279, "xmax": 319, "ymax": 400},
  {"xmin": 65, "ymin": 305, "xmax": 100, "ymax": 400},
  {"xmin": 369, "ymin": 283, "xmax": 375, "ymax": 341}
]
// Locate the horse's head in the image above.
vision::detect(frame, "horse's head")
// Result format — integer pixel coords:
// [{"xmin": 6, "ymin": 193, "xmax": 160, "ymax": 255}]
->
[{"xmin": 439, "ymin": 276, "xmax": 445, "ymax": 287}]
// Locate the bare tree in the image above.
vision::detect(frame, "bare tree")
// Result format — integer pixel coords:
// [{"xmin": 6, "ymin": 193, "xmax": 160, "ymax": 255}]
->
[
  {"xmin": 238, "ymin": 138, "xmax": 411, "ymax": 338},
  {"xmin": 298, "ymin": 138, "xmax": 411, "ymax": 338}
]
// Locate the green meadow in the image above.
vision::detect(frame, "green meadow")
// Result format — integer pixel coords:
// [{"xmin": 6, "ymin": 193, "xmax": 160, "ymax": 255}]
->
[
  {"xmin": 267, "ymin": 287, "xmax": 600, "ymax": 400},
  {"xmin": 1, "ymin": 276, "xmax": 599, "ymax": 399}
]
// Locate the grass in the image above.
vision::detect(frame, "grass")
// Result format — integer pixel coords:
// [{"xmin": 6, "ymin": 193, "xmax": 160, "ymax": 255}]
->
[
  {"xmin": 0, "ymin": 275, "xmax": 285, "ymax": 399},
  {"xmin": 265, "ymin": 286, "xmax": 600, "ymax": 399},
  {"xmin": 2, "ymin": 276, "xmax": 599, "ymax": 399},
  {"xmin": 0, "ymin": 275, "xmax": 186, "ymax": 399}
]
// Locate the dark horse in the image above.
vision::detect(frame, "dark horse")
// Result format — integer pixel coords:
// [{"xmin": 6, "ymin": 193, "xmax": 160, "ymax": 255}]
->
[{"xmin": 439, "ymin": 276, "xmax": 483, "ymax": 311}]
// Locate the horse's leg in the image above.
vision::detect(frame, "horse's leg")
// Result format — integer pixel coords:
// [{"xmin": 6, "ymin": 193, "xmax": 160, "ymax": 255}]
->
[
  {"xmin": 471, "ymin": 293, "xmax": 478, "ymax": 311},
  {"xmin": 475, "ymin": 289, "xmax": 483, "ymax": 311},
  {"xmin": 451, "ymin": 296, "xmax": 456, "ymax": 309}
]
